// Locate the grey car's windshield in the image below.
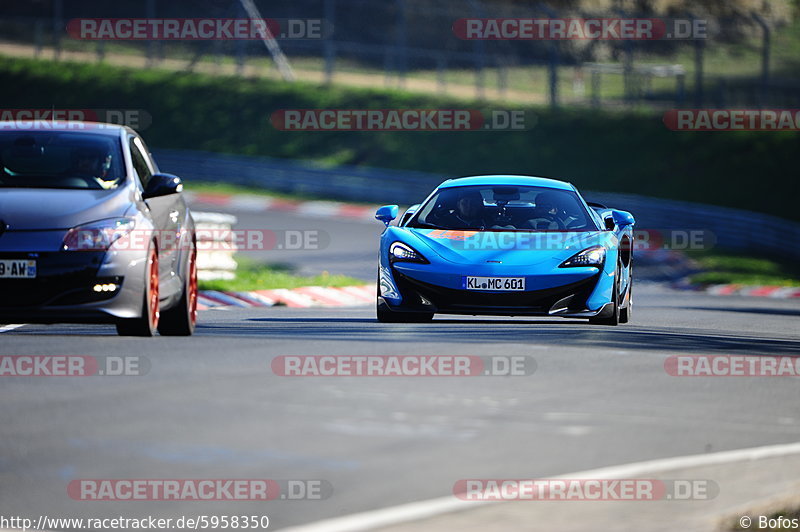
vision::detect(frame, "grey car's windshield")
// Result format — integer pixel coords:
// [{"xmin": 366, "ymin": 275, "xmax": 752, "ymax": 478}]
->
[
  {"xmin": 408, "ymin": 185, "xmax": 598, "ymax": 232},
  {"xmin": 0, "ymin": 131, "xmax": 125, "ymax": 190}
]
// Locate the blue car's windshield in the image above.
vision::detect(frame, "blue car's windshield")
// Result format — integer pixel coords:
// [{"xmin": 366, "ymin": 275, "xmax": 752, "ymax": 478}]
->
[
  {"xmin": 0, "ymin": 131, "xmax": 125, "ymax": 190},
  {"xmin": 408, "ymin": 185, "xmax": 599, "ymax": 232}
]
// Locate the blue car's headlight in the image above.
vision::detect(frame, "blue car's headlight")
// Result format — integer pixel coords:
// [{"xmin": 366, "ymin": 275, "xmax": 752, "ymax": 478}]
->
[
  {"xmin": 389, "ymin": 242, "xmax": 429, "ymax": 264},
  {"xmin": 560, "ymin": 246, "xmax": 606, "ymax": 268}
]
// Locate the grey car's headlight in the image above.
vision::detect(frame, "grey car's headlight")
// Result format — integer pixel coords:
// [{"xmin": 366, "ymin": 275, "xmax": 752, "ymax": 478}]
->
[
  {"xmin": 62, "ymin": 218, "xmax": 136, "ymax": 251},
  {"xmin": 560, "ymin": 246, "xmax": 606, "ymax": 268},
  {"xmin": 389, "ymin": 242, "xmax": 429, "ymax": 264}
]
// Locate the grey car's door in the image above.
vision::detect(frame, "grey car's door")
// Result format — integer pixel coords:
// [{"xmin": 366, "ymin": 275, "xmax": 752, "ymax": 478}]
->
[{"xmin": 129, "ymin": 135, "xmax": 183, "ymax": 295}]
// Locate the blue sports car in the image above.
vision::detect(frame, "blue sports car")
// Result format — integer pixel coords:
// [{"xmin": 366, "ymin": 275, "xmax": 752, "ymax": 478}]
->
[{"xmin": 375, "ymin": 175, "xmax": 635, "ymax": 325}]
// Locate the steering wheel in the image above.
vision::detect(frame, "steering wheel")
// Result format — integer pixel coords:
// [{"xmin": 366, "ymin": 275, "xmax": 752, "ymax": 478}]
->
[{"xmin": 529, "ymin": 207, "xmax": 565, "ymax": 230}]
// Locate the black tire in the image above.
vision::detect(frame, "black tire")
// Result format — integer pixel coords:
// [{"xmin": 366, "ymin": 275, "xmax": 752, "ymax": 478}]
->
[
  {"xmin": 619, "ymin": 272, "xmax": 632, "ymax": 324},
  {"xmin": 590, "ymin": 267, "xmax": 620, "ymax": 326},
  {"xmin": 158, "ymin": 244, "xmax": 198, "ymax": 336},
  {"xmin": 116, "ymin": 245, "xmax": 160, "ymax": 337}
]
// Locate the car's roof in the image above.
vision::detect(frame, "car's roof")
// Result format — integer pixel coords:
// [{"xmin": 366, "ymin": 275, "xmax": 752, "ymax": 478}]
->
[
  {"xmin": 0, "ymin": 121, "xmax": 129, "ymax": 137},
  {"xmin": 438, "ymin": 175, "xmax": 575, "ymax": 191}
]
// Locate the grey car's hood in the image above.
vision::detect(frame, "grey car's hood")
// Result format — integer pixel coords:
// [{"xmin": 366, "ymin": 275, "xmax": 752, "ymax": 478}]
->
[{"xmin": 0, "ymin": 186, "xmax": 134, "ymax": 230}]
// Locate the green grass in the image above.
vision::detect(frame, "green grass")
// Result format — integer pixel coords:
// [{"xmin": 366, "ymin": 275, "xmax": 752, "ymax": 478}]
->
[
  {"xmin": 198, "ymin": 259, "xmax": 364, "ymax": 292},
  {"xmin": 687, "ymin": 250, "xmax": 800, "ymax": 287}
]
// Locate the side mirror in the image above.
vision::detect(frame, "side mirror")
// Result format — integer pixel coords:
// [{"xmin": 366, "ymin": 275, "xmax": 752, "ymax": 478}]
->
[
  {"xmin": 612, "ymin": 210, "xmax": 635, "ymax": 228},
  {"xmin": 143, "ymin": 173, "xmax": 183, "ymax": 200},
  {"xmin": 604, "ymin": 209, "xmax": 635, "ymax": 230},
  {"xmin": 375, "ymin": 205, "xmax": 399, "ymax": 226}
]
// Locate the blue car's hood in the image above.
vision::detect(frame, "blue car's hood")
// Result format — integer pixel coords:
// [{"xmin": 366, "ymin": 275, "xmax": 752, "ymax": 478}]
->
[{"xmin": 406, "ymin": 228, "xmax": 615, "ymax": 266}]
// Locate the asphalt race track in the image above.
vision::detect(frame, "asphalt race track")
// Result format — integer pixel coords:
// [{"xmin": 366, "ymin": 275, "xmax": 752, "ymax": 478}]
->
[{"xmin": 1, "ymin": 203, "xmax": 799, "ymax": 530}]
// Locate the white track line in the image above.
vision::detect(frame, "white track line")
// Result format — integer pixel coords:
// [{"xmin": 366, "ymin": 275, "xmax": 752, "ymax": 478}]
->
[
  {"xmin": 0, "ymin": 324, "xmax": 25, "ymax": 333},
  {"xmin": 283, "ymin": 441, "xmax": 800, "ymax": 532}
]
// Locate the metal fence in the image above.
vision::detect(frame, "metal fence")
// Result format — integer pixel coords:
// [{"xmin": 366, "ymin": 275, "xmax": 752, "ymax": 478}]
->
[
  {"xmin": 0, "ymin": 0, "xmax": 795, "ymax": 109},
  {"xmin": 154, "ymin": 148, "xmax": 800, "ymax": 260}
]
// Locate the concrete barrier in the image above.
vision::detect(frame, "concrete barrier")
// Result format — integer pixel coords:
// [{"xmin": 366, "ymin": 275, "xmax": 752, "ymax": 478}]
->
[{"xmin": 191, "ymin": 211, "xmax": 238, "ymax": 281}]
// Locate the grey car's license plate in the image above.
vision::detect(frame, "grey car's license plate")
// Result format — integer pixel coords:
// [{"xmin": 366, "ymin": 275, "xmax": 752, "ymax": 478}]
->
[{"xmin": 0, "ymin": 259, "xmax": 37, "ymax": 279}]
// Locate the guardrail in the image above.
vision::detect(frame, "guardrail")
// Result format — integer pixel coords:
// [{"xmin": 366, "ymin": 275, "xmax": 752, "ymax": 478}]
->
[
  {"xmin": 191, "ymin": 211, "xmax": 238, "ymax": 281},
  {"xmin": 586, "ymin": 191, "xmax": 800, "ymax": 261},
  {"xmin": 158, "ymin": 149, "xmax": 800, "ymax": 260},
  {"xmin": 156, "ymin": 149, "xmax": 441, "ymax": 205}
]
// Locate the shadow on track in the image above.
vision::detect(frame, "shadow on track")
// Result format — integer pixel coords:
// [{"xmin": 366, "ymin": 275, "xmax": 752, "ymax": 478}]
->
[{"xmin": 192, "ymin": 318, "xmax": 800, "ymax": 356}]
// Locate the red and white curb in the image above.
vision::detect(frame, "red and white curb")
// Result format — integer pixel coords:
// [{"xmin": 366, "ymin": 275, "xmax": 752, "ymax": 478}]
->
[
  {"xmin": 185, "ymin": 192, "xmax": 378, "ymax": 222},
  {"xmin": 704, "ymin": 284, "xmax": 800, "ymax": 298},
  {"xmin": 675, "ymin": 282, "xmax": 800, "ymax": 298},
  {"xmin": 198, "ymin": 284, "xmax": 375, "ymax": 310}
]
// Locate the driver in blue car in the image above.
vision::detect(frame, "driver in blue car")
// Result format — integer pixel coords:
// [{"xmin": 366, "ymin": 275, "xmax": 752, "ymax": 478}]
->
[
  {"xmin": 525, "ymin": 191, "xmax": 575, "ymax": 230},
  {"xmin": 433, "ymin": 189, "xmax": 488, "ymax": 230}
]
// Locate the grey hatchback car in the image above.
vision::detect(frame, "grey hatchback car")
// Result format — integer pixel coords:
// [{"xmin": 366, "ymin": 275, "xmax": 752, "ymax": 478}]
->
[{"xmin": 0, "ymin": 122, "xmax": 197, "ymax": 336}]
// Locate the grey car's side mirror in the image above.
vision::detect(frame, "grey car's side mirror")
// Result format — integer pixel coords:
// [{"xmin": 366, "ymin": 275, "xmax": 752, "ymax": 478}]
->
[{"xmin": 143, "ymin": 173, "xmax": 183, "ymax": 199}]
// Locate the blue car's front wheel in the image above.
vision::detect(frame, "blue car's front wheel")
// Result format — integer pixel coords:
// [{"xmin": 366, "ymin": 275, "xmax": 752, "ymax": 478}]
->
[{"xmin": 619, "ymin": 268, "xmax": 632, "ymax": 324}]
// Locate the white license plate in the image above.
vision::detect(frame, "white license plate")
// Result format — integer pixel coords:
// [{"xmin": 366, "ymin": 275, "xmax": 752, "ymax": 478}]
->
[
  {"xmin": 0, "ymin": 259, "xmax": 37, "ymax": 279},
  {"xmin": 465, "ymin": 276, "xmax": 525, "ymax": 291}
]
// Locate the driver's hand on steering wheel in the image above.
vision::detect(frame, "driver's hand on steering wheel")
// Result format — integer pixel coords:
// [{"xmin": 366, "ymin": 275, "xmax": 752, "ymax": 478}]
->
[{"xmin": 529, "ymin": 207, "xmax": 565, "ymax": 230}]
